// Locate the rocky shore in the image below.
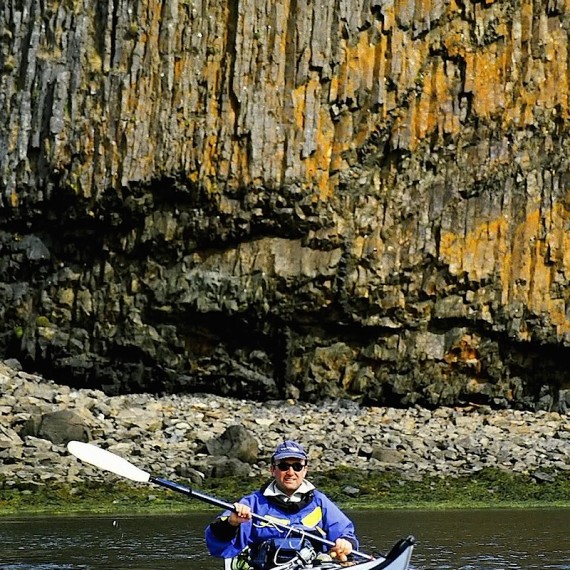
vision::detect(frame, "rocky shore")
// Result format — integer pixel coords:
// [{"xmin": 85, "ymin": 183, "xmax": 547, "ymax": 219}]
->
[{"xmin": 2, "ymin": 359, "xmax": 570, "ymax": 492}]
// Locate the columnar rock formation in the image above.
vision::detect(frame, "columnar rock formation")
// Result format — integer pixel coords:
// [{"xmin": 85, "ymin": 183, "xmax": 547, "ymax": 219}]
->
[{"xmin": 1, "ymin": 0, "xmax": 569, "ymax": 409}]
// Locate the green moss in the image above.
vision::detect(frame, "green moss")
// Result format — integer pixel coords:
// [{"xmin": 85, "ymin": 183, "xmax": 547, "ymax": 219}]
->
[
  {"xmin": 313, "ymin": 467, "xmax": 570, "ymax": 509},
  {"xmin": 35, "ymin": 316, "xmax": 51, "ymax": 328},
  {"xmin": 127, "ymin": 23, "xmax": 139, "ymax": 39},
  {"xmin": 2, "ymin": 56, "xmax": 15, "ymax": 73},
  {"xmin": 0, "ymin": 482, "xmax": 197, "ymax": 516},
  {"xmin": 2, "ymin": 468, "xmax": 570, "ymax": 517}
]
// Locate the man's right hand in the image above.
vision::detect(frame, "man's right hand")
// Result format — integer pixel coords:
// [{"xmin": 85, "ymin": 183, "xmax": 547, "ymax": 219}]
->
[
  {"xmin": 228, "ymin": 502, "xmax": 253, "ymax": 526},
  {"xmin": 329, "ymin": 537, "xmax": 353, "ymax": 562}
]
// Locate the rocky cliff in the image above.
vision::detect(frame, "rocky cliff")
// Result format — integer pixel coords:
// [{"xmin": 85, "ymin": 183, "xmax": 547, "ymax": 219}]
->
[{"xmin": 1, "ymin": 0, "xmax": 570, "ymax": 410}]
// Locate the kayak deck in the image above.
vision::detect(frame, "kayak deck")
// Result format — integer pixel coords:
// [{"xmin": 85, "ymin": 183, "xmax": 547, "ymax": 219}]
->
[{"xmin": 224, "ymin": 535, "xmax": 415, "ymax": 570}]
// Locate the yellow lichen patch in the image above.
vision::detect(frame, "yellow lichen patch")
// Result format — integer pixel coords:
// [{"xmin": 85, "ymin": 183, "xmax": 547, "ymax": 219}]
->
[
  {"xmin": 412, "ymin": 57, "xmax": 462, "ymax": 148},
  {"xmin": 310, "ymin": 107, "xmax": 335, "ymax": 200},
  {"xmin": 292, "ymin": 84, "xmax": 307, "ymax": 133},
  {"xmin": 465, "ymin": 43, "xmax": 509, "ymax": 119},
  {"xmin": 536, "ymin": 30, "xmax": 569, "ymax": 113},
  {"xmin": 290, "ymin": 78, "xmax": 336, "ymax": 199},
  {"xmin": 500, "ymin": 204, "xmax": 570, "ymax": 336},
  {"xmin": 500, "ymin": 209, "xmax": 541, "ymax": 307},
  {"xmin": 440, "ymin": 202, "xmax": 570, "ymax": 337},
  {"xmin": 202, "ymin": 134, "xmax": 221, "ymax": 178},
  {"xmin": 351, "ymin": 33, "xmax": 379, "ymax": 96},
  {"xmin": 439, "ymin": 217, "xmax": 509, "ymax": 281},
  {"xmin": 413, "ymin": 62, "xmax": 439, "ymax": 144},
  {"xmin": 230, "ymin": 140, "xmax": 251, "ymax": 187},
  {"xmin": 443, "ymin": 30, "xmax": 468, "ymax": 59},
  {"xmin": 330, "ymin": 114, "xmax": 353, "ymax": 174}
]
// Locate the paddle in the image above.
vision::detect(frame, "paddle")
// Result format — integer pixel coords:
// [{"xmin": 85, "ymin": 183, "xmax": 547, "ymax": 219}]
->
[{"xmin": 67, "ymin": 441, "xmax": 374, "ymax": 561}]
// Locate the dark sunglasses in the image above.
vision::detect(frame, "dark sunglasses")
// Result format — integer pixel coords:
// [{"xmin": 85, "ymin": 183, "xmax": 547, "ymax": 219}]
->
[{"xmin": 274, "ymin": 461, "xmax": 306, "ymax": 472}]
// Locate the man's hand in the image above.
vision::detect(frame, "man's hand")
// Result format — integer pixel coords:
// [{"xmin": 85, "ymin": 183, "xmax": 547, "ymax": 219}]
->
[
  {"xmin": 329, "ymin": 538, "xmax": 353, "ymax": 562},
  {"xmin": 228, "ymin": 502, "xmax": 252, "ymax": 527}
]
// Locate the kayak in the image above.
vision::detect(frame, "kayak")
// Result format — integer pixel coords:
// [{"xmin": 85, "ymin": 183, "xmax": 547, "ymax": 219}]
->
[
  {"xmin": 224, "ymin": 535, "xmax": 415, "ymax": 570},
  {"xmin": 64, "ymin": 442, "xmax": 415, "ymax": 570}
]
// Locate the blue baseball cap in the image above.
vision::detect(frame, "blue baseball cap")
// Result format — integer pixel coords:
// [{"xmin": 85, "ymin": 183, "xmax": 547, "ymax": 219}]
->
[{"xmin": 272, "ymin": 440, "xmax": 308, "ymax": 462}]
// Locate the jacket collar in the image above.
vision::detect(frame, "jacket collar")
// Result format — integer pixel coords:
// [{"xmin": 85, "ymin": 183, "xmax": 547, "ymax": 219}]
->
[{"xmin": 263, "ymin": 479, "xmax": 315, "ymax": 503}]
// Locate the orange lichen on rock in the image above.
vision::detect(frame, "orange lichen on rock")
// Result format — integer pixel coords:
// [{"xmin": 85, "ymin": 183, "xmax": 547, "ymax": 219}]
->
[{"xmin": 440, "ymin": 201, "xmax": 570, "ymax": 338}]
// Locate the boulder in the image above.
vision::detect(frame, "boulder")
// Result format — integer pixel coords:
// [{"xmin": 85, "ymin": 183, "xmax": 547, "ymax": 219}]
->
[
  {"xmin": 210, "ymin": 457, "xmax": 252, "ymax": 478},
  {"xmin": 206, "ymin": 424, "xmax": 258, "ymax": 463},
  {"xmin": 190, "ymin": 456, "xmax": 252, "ymax": 478},
  {"xmin": 20, "ymin": 410, "xmax": 91, "ymax": 445},
  {"xmin": 370, "ymin": 447, "xmax": 404, "ymax": 464}
]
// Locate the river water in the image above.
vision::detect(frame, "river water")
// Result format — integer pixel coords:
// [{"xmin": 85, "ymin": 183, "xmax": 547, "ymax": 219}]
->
[{"xmin": 1, "ymin": 509, "xmax": 569, "ymax": 569}]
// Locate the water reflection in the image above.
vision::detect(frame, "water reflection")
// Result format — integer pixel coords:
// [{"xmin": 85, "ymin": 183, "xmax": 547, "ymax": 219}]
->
[
  {"xmin": 1, "ymin": 509, "xmax": 570, "ymax": 569},
  {"xmin": 0, "ymin": 514, "xmax": 208, "ymax": 569}
]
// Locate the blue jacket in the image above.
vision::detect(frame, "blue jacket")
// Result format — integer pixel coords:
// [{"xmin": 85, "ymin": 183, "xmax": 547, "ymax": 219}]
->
[{"xmin": 205, "ymin": 485, "xmax": 359, "ymax": 559}]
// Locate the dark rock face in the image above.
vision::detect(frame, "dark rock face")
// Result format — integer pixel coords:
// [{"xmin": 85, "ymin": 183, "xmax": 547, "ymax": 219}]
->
[{"xmin": 1, "ymin": 1, "xmax": 570, "ymax": 411}]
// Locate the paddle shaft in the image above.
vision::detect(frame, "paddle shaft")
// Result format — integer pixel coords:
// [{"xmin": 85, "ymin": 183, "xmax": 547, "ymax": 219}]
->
[{"xmin": 151, "ymin": 476, "xmax": 373, "ymax": 560}]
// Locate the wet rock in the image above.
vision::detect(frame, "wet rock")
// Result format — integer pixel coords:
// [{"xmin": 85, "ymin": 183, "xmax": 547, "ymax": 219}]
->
[
  {"xmin": 532, "ymin": 471, "xmax": 555, "ymax": 483},
  {"xmin": 175, "ymin": 465, "xmax": 206, "ymax": 486}
]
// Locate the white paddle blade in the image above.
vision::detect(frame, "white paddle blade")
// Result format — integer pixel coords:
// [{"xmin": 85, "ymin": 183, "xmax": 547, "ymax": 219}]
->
[{"xmin": 67, "ymin": 441, "xmax": 151, "ymax": 483}]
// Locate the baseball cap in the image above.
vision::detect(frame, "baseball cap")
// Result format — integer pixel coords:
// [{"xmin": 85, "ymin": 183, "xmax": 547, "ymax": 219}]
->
[{"xmin": 272, "ymin": 440, "xmax": 308, "ymax": 462}]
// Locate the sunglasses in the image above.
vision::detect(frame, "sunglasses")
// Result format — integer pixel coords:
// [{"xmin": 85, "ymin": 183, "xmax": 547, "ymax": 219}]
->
[{"xmin": 274, "ymin": 461, "xmax": 306, "ymax": 472}]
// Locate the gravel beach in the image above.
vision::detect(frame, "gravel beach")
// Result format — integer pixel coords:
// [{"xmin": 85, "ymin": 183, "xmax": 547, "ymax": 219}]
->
[{"xmin": 2, "ymin": 359, "xmax": 570, "ymax": 490}]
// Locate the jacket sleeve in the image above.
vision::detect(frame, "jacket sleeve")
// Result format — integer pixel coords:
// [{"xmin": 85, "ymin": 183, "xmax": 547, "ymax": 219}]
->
[
  {"xmin": 316, "ymin": 491, "xmax": 360, "ymax": 551},
  {"xmin": 204, "ymin": 502, "xmax": 253, "ymax": 559}
]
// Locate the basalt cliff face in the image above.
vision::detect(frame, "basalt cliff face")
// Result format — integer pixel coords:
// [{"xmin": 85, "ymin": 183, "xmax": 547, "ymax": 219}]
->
[{"xmin": 1, "ymin": 0, "xmax": 570, "ymax": 410}]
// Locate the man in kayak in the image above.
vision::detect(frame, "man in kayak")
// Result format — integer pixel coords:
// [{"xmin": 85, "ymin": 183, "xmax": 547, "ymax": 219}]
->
[{"xmin": 205, "ymin": 440, "xmax": 358, "ymax": 567}]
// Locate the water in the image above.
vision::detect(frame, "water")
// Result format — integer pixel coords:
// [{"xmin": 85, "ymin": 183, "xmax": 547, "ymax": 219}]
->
[{"xmin": 1, "ymin": 509, "xmax": 569, "ymax": 569}]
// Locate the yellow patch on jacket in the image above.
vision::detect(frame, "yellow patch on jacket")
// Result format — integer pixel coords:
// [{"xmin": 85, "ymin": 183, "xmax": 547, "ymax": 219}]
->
[
  {"xmin": 301, "ymin": 506, "xmax": 323, "ymax": 528},
  {"xmin": 258, "ymin": 514, "xmax": 291, "ymax": 527}
]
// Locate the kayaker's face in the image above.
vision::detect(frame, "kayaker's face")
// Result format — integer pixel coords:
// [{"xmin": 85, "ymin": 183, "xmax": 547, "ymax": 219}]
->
[{"xmin": 271, "ymin": 457, "xmax": 307, "ymax": 495}]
